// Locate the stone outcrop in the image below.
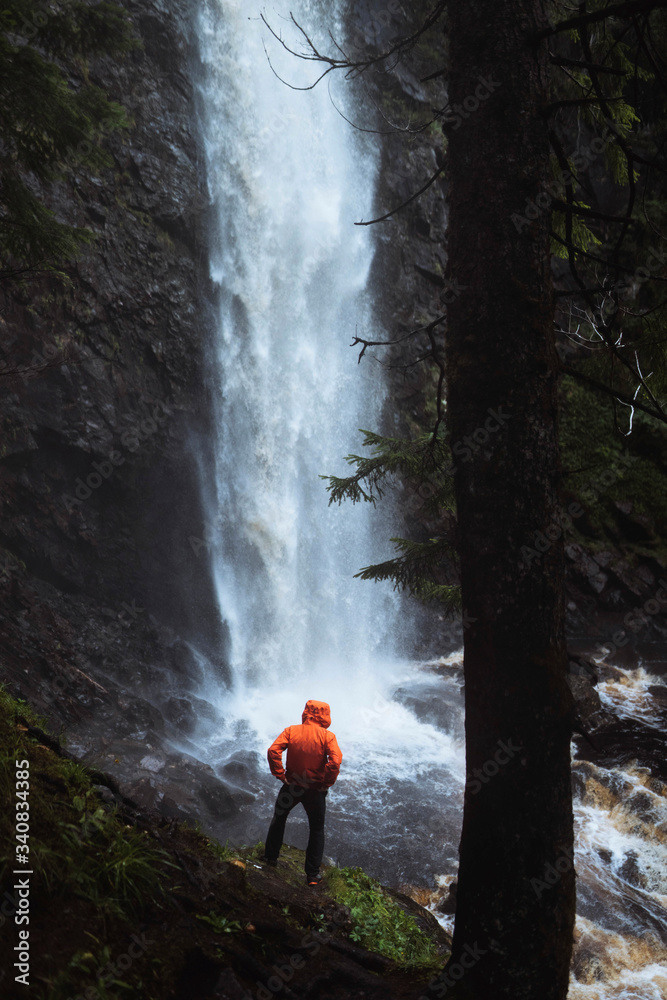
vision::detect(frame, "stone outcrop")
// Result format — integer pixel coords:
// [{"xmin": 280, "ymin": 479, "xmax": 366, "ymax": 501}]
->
[
  {"xmin": 0, "ymin": 0, "xmax": 230, "ymax": 828},
  {"xmin": 1, "ymin": 0, "xmax": 665, "ymax": 841}
]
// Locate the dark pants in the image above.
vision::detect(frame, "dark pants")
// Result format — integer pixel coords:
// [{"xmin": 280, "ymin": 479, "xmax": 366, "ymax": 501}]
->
[{"xmin": 264, "ymin": 784, "xmax": 328, "ymax": 876}]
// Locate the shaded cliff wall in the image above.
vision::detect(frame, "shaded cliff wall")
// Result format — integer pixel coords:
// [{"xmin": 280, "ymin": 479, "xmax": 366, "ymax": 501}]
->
[
  {"xmin": 343, "ymin": 1, "xmax": 458, "ymax": 656},
  {"xmin": 0, "ymin": 0, "xmax": 225, "ymax": 734},
  {"xmin": 345, "ymin": 2, "xmax": 667, "ymax": 665}
]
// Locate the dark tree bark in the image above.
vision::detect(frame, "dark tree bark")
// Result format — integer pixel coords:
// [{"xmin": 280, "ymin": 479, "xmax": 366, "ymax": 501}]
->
[{"xmin": 442, "ymin": 2, "xmax": 575, "ymax": 998}]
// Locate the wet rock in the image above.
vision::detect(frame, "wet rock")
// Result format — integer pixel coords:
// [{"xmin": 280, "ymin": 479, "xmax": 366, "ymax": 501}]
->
[
  {"xmin": 436, "ymin": 879, "xmax": 457, "ymax": 915},
  {"xmin": 646, "ymin": 776, "xmax": 667, "ymax": 796},
  {"xmin": 384, "ymin": 886, "xmax": 451, "ymax": 947},
  {"xmin": 216, "ymin": 749, "xmax": 263, "ymax": 788},
  {"xmin": 571, "ymin": 759, "xmax": 633, "ymax": 801},
  {"xmin": 392, "ymin": 680, "xmax": 464, "ymax": 736},
  {"xmin": 126, "ymin": 774, "xmax": 163, "ymax": 812},
  {"xmin": 612, "ymin": 502, "xmax": 656, "ymax": 544},
  {"xmin": 595, "ymin": 662, "xmax": 627, "ymax": 684},
  {"xmin": 572, "ymin": 947, "xmax": 607, "ymax": 984},
  {"xmin": 115, "ymin": 693, "xmax": 166, "ymax": 734},
  {"xmin": 576, "ymin": 870, "xmax": 667, "ymax": 942},
  {"xmin": 568, "ymin": 654, "xmax": 598, "ymax": 683},
  {"xmin": 565, "ymin": 543, "xmax": 609, "ymax": 594},
  {"xmin": 618, "ymin": 850, "xmax": 647, "ymax": 889},
  {"xmin": 0, "ymin": 0, "xmax": 223, "ymax": 753},
  {"xmin": 164, "ymin": 696, "xmax": 197, "ymax": 733},
  {"xmin": 159, "ymin": 793, "xmax": 192, "ymax": 822},
  {"xmin": 198, "ymin": 776, "xmax": 240, "ymax": 819},
  {"xmin": 574, "ymin": 717, "xmax": 667, "ymax": 782},
  {"xmin": 571, "ymin": 769, "xmax": 588, "ymax": 801},
  {"xmin": 625, "ymin": 790, "xmax": 660, "ymax": 824},
  {"xmin": 92, "ymin": 784, "xmax": 116, "ymax": 806},
  {"xmin": 567, "ymin": 675, "xmax": 602, "ymax": 720},
  {"xmin": 214, "ymin": 967, "xmax": 248, "ymax": 1000},
  {"xmin": 138, "ymin": 753, "xmax": 165, "ymax": 773}
]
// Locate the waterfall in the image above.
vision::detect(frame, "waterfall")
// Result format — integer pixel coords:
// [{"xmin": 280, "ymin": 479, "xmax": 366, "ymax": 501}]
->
[
  {"xmin": 190, "ymin": 3, "xmax": 667, "ymax": 995},
  {"xmin": 192, "ymin": 0, "xmax": 464, "ymax": 884},
  {"xmin": 197, "ymin": 0, "xmax": 396, "ymax": 690}
]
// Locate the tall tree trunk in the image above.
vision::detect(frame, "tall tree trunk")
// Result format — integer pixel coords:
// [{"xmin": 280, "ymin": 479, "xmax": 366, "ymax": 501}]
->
[{"xmin": 442, "ymin": 2, "xmax": 575, "ymax": 998}]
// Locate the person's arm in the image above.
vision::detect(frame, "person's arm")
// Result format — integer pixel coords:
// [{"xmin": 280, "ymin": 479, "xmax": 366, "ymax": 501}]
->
[
  {"xmin": 267, "ymin": 727, "xmax": 290, "ymax": 782},
  {"xmin": 323, "ymin": 732, "xmax": 342, "ymax": 787}
]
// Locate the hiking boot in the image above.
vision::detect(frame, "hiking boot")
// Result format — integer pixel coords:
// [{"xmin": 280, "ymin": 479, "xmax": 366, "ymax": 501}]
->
[
  {"xmin": 259, "ymin": 856, "xmax": 278, "ymax": 867},
  {"xmin": 306, "ymin": 871, "xmax": 322, "ymax": 886}
]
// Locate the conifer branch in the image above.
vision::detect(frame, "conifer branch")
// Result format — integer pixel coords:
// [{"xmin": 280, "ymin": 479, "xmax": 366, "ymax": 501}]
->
[
  {"xmin": 536, "ymin": 0, "xmax": 667, "ymax": 41},
  {"xmin": 354, "ymin": 537, "xmax": 460, "ymax": 607}
]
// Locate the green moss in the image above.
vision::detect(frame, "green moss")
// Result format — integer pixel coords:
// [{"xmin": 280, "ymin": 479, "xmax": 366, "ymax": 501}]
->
[
  {"xmin": 0, "ymin": 683, "xmax": 170, "ymax": 996},
  {"xmin": 195, "ymin": 912, "xmax": 243, "ymax": 933},
  {"xmin": 203, "ymin": 837, "xmax": 242, "ymax": 864},
  {"xmin": 326, "ymin": 866, "xmax": 441, "ymax": 969},
  {"xmin": 0, "ymin": 686, "xmax": 445, "ymax": 997},
  {"xmin": 155, "ymin": 228, "xmax": 174, "ymax": 249}
]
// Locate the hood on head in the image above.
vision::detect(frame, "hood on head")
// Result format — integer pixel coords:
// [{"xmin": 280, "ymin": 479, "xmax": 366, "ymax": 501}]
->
[{"xmin": 302, "ymin": 700, "xmax": 331, "ymax": 728}]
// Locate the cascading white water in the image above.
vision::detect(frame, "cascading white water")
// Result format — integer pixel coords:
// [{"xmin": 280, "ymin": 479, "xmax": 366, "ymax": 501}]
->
[
  {"xmin": 193, "ymin": 0, "xmax": 465, "ymax": 885},
  {"xmin": 191, "ymin": 2, "xmax": 667, "ymax": 993},
  {"xmin": 198, "ymin": 0, "xmax": 396, "ymax": 687},
  {"xmin": 567, "ymin": 663, "xmax": 667, "ymax": 1000}
]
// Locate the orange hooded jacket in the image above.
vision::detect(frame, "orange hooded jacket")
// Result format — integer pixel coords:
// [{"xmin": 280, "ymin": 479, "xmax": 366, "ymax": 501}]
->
[{"xmin": 267, "ymin": 700, "xmax": 342, "ymax": 790}]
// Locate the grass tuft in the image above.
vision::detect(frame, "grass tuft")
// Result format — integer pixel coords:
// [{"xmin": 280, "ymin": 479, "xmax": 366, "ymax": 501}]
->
[{"xmin": 326, "ymin": 866, "xmax": 441, "ymax": 969}]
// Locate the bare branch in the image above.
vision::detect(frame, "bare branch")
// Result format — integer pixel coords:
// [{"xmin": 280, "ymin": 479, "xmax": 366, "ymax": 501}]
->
[
  {"xmin": 536, "ymin": 0, "xmax": 667, "ymax": 41},
  {"xmin": 260, "ymin": 2, "xmax": 449, "ymax": 89},
  {"xmin": 551, "ymin": 199, "xmax": 636, "ymax": 224},
  {"xmin": 355, "ymin": 163, "xmax": 446, "ymax": 226},
  {"xmin": 549, "ymin": 55, "xmax": 629, "ymax": 76},
  {"xmin": 561, "ymin": 363, "xmax": 667, "ymax": 424},
  {"xmin": 350, "ymin": 314, "xmax": 447, "ymax": 362}
]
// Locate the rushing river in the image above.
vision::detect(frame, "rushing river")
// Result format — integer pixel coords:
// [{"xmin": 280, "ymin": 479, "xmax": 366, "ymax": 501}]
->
[{"xmin": 191, "ymin": 2, "xmax": 667, "ymax": 996}]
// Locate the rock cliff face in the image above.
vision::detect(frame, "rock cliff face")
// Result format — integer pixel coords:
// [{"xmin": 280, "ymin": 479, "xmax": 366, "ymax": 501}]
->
[
  {"xmin": 354, "ymin": 2, "xmax": 666, "ymax": 664},
  {"xmin": 0, "ymin": 0, "xmax": 233, "ymax": 826},
  {"xmin": 1, "ymin": 0, "xmax": 664, "ymax": 841}
]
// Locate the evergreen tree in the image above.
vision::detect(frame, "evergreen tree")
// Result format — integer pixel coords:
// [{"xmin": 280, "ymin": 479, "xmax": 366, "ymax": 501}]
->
[{"xmin": 259, "ymin": 3, "xmax": 667, "ymax": 995}]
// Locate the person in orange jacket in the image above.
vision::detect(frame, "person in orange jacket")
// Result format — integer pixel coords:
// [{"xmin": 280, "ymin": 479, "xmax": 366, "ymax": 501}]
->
[{"xmin": 261, "ymin": 699, "xmax": 342, "ymax": 885}]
